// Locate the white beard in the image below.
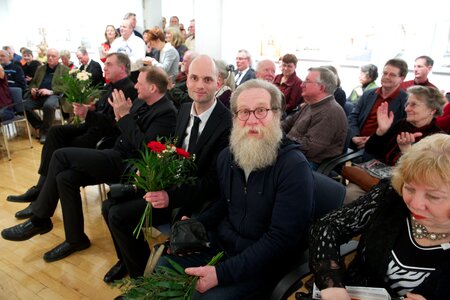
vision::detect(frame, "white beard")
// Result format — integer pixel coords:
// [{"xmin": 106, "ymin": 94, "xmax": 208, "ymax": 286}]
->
[{"xmin": 230, "ymin": 118, "xmax": 283, "ymax": 173}]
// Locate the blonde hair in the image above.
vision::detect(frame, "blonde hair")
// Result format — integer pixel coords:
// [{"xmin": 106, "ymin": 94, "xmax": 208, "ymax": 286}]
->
[
  {"xmin": 391, "ymin": 134, "xmax": 450, "ymax": 194},
  {"xmin": 165, "ymin": 26, "xmax": 184, "ymax": 48}
]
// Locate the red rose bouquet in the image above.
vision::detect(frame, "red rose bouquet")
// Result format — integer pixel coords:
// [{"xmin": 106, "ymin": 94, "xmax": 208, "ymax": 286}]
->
[{"xmin": 127, "ymin": 139, "xmax": 197, "ymax": 241}]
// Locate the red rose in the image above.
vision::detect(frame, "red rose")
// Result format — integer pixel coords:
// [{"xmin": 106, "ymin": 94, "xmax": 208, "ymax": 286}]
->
[
  {"xmin": 176, "ymin": 148, "xmax": 190, "ymax": 159},
  {"xmin": 147, "ymin": 141, "xmax": 166, "ymax": 153}
]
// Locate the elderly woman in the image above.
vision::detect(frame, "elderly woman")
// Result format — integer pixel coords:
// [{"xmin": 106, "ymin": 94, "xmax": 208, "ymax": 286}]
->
[
  {"xmin": 311, "ymin": 133, "xmax": 450, "ymax": 300},
  {"xmin": 59, "ymin": 49, "xmax": 75, "ymax": 70},
  {"xmin": 364, "ymin": 85, "xmax": 445, "ymax": 165},
  {"xmin": 348, "ymin": 64, "xmax": 378, "ymax": 103},
  {"xmin": 214, "ymin": 59, "xmax": 235, "ymax": 108},
  {"xmin": 143, "ymin": 27, "xmax": 180, "ymax": 82},
  {"xmin": 344, "ymin": 86, "xmax": 445, "ymax": 203},
  {"xmin": 165, "ymin": 26, "xmax": 188, "ymax": 61}
]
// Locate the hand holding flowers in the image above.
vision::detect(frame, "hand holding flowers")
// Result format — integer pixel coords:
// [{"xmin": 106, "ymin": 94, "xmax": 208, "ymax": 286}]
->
[
  {"xmin": 61, "ymin": 69, "xmax": 103, "ymax": 124},
  {"xmin": 127, "ymin": 139, "xmax": 197, "ymax": 241}
]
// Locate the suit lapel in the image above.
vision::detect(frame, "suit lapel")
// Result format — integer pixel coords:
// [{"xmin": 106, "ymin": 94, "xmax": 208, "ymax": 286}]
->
[
  {"xmin": 195, "ymin": 101, "xmax": 227, "ymax": 152},
  {"xmin": 175, "ymin": 104, "xmax": 191, "ymax": 148}
]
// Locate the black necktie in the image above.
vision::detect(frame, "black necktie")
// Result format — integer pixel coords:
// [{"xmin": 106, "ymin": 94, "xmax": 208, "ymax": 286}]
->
[{"xmin": 188, "ymin": 116, "xmax": 201, "ymax": 153}]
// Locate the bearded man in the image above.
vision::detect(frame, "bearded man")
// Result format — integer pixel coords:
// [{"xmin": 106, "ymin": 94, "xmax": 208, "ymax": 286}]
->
[{"xmin": 157, "ymin": 79, "xmax": 315, "ymax": 299}]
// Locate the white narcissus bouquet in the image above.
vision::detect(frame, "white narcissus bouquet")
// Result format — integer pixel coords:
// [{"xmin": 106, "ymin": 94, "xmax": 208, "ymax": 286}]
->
[{"xmin": 61, "ymin": 69, "xmax": 103, "ymax": 124}]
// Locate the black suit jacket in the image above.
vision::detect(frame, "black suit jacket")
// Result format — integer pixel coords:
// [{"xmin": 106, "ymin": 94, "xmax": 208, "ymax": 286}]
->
[
  {"xmin": 114, "ymin": 95, "xmax": 177, "ymax": 159},
  {"xmin": 80, "ymin": 60, "xmax": 105, "ymax": 87},
  {"xmin": 236, "ymin": 68, "xmax": 256, "ymax": 86},
  {"xmin": 168, "ymin": 100, "xmax": 232, "ymax": 216}
]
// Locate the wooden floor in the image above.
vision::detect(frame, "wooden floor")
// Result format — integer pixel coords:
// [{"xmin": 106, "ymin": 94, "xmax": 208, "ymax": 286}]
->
[{"xmin": 0, "ymin": 130, "xmax": 122, "ymax": 299}]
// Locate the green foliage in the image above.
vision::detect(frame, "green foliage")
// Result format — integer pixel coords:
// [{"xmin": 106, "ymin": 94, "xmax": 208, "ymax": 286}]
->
[
  {"xmin": 60, "ymin": 69, "xmax": 103, "ymax": 124},
  {"xmin": 113, "ymin": 252, "xmax": 224, "ymax": 300}
]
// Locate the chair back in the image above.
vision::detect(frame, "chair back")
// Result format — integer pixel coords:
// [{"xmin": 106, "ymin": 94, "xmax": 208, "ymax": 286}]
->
[
  {"xmin": 313, "ymin": 171, "xmax": 345, "ymax": 220},
  {"xmin": 8, "ymin": 87, "xmax": 24, "ymax": 114}
]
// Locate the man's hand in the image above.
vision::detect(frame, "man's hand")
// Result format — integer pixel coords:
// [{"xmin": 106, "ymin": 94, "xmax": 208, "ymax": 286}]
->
[
  {"xmin": 185, "ymin": 266, "xmax": 218, "ymax": 293},
  {"xmin": 30, "ymin": 88, "xmax": 39, "ymax": 99},
  {"xmin": 143, "ymin": 190, "xmax": 170, "ymax": 209},
  {"xmin": 73, "ymin": 103, "xmax": 90, "ymax": 120},
  {"xmin": 38, "ymin": 88, "xmax": 53, "ymax": 96},
  {"xmin": 351, "ymin": 136, "xmax": 369, "ymax": 149},
  {"xmin": 108, "ymin": 89, "xmax": 132, "ymax": 121}
]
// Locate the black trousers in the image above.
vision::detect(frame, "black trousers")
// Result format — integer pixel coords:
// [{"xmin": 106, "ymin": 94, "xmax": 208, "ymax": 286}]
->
[
  {"xmin": 38, "ymin": 124, "xmax": 104, "ymax": 176},
  {"xmin": 32, "ymin": 147, "xmax": 125, "ymax": 243},
  {"xmin": 102, "ymin": 197, "xmax": 171, "ymax": 278}
]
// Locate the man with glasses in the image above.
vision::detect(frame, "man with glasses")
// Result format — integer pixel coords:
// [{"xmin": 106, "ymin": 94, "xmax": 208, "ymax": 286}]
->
[
  {"xmin": 282, "ymin": 67, "xmax": 347, "ymax": 169},
  {"xmin": 157, "ymin": 79, "xmax": 314, "ymax": 299},
  {"xmin": 234, "ymin": 49, "xmax": 256, "ymax": 86},
  {"xmin": 348, "ymin": 58, "xmax": 408, "ymax": 150}
]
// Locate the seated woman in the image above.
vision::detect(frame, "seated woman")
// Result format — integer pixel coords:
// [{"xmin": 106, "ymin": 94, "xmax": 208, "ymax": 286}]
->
[
  {"xmin": 273, "ymin": 53, "xmax": 303, "ymax": 115},
  {"xmin": 344, "ymin": 85, "xmax": 445, "ymax": 203},
  {"xmin": 310, "ymin": 133, "xmax": 450, "ymax": 300},
  {"xmin": 100, "ymin": 24, "xmax": 119, "ymax": 63},
  {"xmin": 214, "ymin": 59, "xmax": 235, "ymax": 108},
  {"xmin": 165, "ymin": 26, "xmax": 188, "ymax": 61},
  {"xmin": 348, "ymin": 64, "xmax": 378, "ymax": 103},
  {"xmin": 143, "ymin": 27, "xmax": 180, "ymax": 83},
  {"xmin": 21, "ymin": 48, "xmax": 41, "ymax": 84}
]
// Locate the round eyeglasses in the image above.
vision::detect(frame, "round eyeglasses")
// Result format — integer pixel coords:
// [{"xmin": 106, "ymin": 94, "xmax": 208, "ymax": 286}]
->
[{"xmin": 235, "ymin": 107, "xmax": 277, "ymax": 121}]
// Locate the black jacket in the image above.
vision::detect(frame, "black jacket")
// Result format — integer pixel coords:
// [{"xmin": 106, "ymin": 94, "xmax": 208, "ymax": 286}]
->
[{"xmin": 168, "ymin": 101, "xmax": 232, "ymax": 216}]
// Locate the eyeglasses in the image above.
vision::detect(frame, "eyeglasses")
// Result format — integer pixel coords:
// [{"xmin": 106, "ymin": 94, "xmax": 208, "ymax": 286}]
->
[
  {"xmin": 236, "ymin": 57, "xmax": 248, "ymax": 61},
  {"xmin": 382, "ymin": 71, "xmax": 400, "ymax": 78},
  {"xmin": 235, "ymin": 107, "xmax": 276, "ymax": 121},
  {"xmin": 303, "ymin": 79, "xmax": 320, "ymax": 85}
]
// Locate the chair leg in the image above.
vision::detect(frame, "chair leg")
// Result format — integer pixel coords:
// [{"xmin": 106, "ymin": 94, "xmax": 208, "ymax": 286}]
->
[
  {"xmin": 24, "ymin": 120, "xmax": 33, "ymax": 148},
  {"xmin": 98, "ymin": 183, "xmax": 107, "ymax": 201},
  {"xmin": 1, "ymin": 125, "xmax": 11, "ymax": 160}
]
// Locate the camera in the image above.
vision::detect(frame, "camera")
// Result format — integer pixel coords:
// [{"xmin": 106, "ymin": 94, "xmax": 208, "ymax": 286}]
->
[{"xmin": 109, "ymin": 183, "xmax": 137, "ymax": 199}]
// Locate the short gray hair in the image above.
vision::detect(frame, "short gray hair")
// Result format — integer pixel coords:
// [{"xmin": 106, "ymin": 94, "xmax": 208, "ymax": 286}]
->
[
  {"xmin": 406, "ymin": 85, "xmax": 446, "ymax": 116},
  {"xmin": 308, "ymin": 67, "xmax": 337, "ymax": 94},
  {"xmin": 230, "ymin": 79, "xmax": 284, "ymax": 118}
]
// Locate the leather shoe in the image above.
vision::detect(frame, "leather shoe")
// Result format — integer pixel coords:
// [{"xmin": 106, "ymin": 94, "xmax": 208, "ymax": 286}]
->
[
  {"xmin": 15, "ymin": 204, "xmax": 34, "ymax": 219},
  {"xmin": 1, "ymin": 219, "xmax": 52, "ymax": 241},
  {"xmin": 7, "ymin": 186, "xmax": 40, "ymax": 202},
  {"xmin": 43, "ymin": 239, "xmax": 91, "ymax": 262},
  {"xmin": 104, "ymin": 260, "xmax": 128, "ymax": 283}
]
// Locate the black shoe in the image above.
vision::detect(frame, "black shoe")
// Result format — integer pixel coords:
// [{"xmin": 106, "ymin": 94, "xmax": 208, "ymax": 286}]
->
[
  {"xmin": 6, "ymin": 186, "xmax": 40, "ymax": 203},
  {"xmin": 1, "ymin": 219, "xmax": 53, "ymax": 241},
  {"xmin": 43, "ymin": 239, "xmax": 91, "ymax": 262},
  {"xmin": 104, "ymin": 260, "xmax": 128, "ymax": 283},
  {"xmin": 15, "ymin": 204, "xmax": 34, "ymax": 219}
]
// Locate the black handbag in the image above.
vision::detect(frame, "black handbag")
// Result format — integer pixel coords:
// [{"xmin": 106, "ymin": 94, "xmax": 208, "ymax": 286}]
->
[{"xmin": 169, "ymin": 219, "xmax": 210, "ymax": 255}]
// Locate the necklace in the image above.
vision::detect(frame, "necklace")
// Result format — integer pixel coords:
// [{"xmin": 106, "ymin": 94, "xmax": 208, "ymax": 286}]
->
[{"xmin": 411, "ymin": 218, "xmax": 450, "ymax": 241}]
